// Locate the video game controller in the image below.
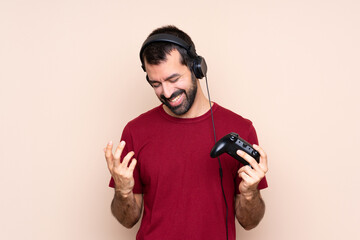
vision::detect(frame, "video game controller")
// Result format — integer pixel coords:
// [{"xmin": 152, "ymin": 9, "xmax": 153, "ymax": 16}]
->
[{"xmin": 210, "ymin": 132, "xmax": 260, "ymax": 166}]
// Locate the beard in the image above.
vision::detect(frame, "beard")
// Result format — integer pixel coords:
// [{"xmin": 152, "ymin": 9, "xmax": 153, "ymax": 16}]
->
[{"xmin": 160, "ymin": 73, "xmax": 197, "ymax": 116}]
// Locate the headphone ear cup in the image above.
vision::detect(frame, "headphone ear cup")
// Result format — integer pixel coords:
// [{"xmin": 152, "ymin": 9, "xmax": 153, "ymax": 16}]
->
[{"xmin": 192, "ymin": 56, "xmax": 207, "ymax": 79}]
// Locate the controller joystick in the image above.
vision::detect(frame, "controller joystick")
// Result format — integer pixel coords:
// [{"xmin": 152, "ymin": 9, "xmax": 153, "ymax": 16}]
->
[{"xmin": 210, "ymin": 132, "xmax": 260, "ymax": 166}]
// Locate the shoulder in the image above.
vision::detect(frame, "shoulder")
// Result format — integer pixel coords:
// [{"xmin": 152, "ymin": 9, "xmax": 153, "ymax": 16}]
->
[
  {"xmin": 120, "ymin": 105, "xmax": 163, "ymax": 146},
  {"xmin": 121, "ymin": 105, "xmax": 167, "ymax": 141},
  {"xmin": 125, "ymin": 105, "xmax": 163, "ymax": 128},
  {"xmin": 213, "ymin": 103, "xmax": 257, "ymax": 144},
  {"xmin": 214, "ymin": 103, "xmax": 253, "ymax": 126}
]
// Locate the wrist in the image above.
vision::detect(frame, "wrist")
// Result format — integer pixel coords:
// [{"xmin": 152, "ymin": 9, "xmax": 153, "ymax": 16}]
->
[
  {"xmin": 241, "ymin": 189, "xmax": 259, "ymax": 201},
  {"xmin": 115, "ymin": 188, "xmax": 133, "ymax": 199}
]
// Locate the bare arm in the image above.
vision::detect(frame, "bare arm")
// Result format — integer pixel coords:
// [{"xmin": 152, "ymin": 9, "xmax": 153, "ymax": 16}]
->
[
  {"xmin": 235, "ymin": 190, "xmax": 265, "ymax": 230},
  {"xmin": 111, "ymin": 192, "xmax": 143, "ymax": 228},
  {"xmin": 235, "ymin": 144, "xmax": 268, "ymax": 230},
  {"xmin": 105, "ymin": 141, "xmax": 143, "ymax": 228}
]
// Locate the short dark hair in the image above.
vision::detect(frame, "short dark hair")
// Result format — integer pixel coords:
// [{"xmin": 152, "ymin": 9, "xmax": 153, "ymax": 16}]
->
[{"xmin": 141, "ymin": 25, "xmax": 196, "ymax": 70}]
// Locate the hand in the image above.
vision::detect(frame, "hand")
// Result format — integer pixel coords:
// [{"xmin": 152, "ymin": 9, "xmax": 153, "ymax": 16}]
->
[
  {"xmin": 104, "ymin": 141, "xmax": 137, "ymax": 197},
  {"xmin": 237, "ymin": 144, "xmax": 268, "ymax": 197}
]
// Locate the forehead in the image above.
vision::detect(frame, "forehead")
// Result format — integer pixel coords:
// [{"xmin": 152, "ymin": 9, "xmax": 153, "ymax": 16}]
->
[{"xmin": 145, "ymin": 50, "xmax": 188, "ymax": 80}]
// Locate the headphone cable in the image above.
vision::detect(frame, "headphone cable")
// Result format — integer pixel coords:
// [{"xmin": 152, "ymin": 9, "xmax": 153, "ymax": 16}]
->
[{"xmin": 204, "ymin": 75, "xmax": 229, "ymax": 240}]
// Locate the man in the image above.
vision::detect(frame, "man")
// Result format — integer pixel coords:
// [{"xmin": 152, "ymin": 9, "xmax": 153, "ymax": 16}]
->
[{"xmin": 104, "ymin": 25, "xmax": 268, "ymax": 240}]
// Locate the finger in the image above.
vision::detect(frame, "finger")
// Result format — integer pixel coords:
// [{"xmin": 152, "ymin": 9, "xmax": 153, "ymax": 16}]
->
[
  {"xmin": 238, "ymin": 169, "xmax": 253, "ymax": 184},
  {"xmin": 239, "ymin": 171, "xmax": 250, "ymax": 181},
  {"xmin": 237, "ymin": 150, "xmax": 260, "ymax": 171},
  {"xmin": 237, "ymin": 151, "xmax": 266, "ymax": 182},
  {"xmin": 122, "ymin": 151, "xmax": 135, "ymax": 168},
  {"xmin": 113, "ymin": 141, "xmax": 126, "ymax": 167},
  {"xmin": 238, "ymin": 166, "xmax": 263, "ymax": 193},
  {"xmin": 105, "ymin": 141, "xmax": 114, "ymax": 164},
  {"xmin": 128, "ymin": 158, "xmax": 137, "ymax": 172},
  {"xmin": 253, "ymin": 144, "xmax": 268, "ymax": 173},
  {"xmin": 238, "ymin": 165, "xmax": 261, "ymax": 182},
  {"xmin": 238, "ymin": 165, "xmax": 255, "ymax": 178}
]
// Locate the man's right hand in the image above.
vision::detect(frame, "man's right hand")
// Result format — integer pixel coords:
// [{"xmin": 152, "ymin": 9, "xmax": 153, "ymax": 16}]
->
[{"xmin": 104, "ymin": 141, "xmax": 137, "ymax": 197}]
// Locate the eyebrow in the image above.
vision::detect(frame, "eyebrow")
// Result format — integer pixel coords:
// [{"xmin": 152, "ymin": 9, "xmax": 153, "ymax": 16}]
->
[{"xmin": 148, "ymin": 73, "xmax": 181, "ymax": 83}]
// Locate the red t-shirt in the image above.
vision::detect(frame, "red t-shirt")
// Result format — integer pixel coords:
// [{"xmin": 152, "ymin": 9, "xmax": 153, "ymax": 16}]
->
[{"xmin": 109, "ymin": 103, "xmax": 268, "ymax": 240}]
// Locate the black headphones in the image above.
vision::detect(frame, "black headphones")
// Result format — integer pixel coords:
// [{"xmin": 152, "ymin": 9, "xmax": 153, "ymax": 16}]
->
[{"xmin": 139, "ymin": 33, "xmax": 207, "ymax": 79}]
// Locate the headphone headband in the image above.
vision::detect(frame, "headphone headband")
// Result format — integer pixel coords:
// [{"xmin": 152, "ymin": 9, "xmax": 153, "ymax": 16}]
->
[
  {"xmin": 139, "ymin": 33, "xmax": 207, "ymax": 79},
  {"xmin": 139, "ymin": 33, "xmax": 197, "ymax": 62}
]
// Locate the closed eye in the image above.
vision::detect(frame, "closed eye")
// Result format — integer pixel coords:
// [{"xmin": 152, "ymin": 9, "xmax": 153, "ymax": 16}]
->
[
  {"xmin": 149, "ymin": 81, "xmax": 161, "ymax": 88},
  {"xmin": 168, "ymin": 77, "xmax": 180, "ymax": 83},
  {"xmin": 147, "ymin": 73, "xmax": 182, "ymax": 88}
]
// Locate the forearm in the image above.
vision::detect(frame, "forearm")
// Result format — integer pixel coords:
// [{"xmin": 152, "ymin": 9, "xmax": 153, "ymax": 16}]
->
[
  {"xmin": 235, "ymin": 189, "xmax": 265, "ymax": 230},
  {"xmin": 111, "ymin": 191, "xmax": 142, "ymax": 228}
]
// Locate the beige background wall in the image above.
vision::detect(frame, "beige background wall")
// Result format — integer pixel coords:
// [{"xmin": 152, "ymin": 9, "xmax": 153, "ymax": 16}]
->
[{"xmin": 1, "ymin": 0, "xmax": 359, "ymax": 239}]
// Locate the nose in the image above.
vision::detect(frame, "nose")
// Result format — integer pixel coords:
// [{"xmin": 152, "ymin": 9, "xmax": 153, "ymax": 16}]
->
[{"xmin": 161, "ymin": 82, "xmax": 174, "ymax": 99}]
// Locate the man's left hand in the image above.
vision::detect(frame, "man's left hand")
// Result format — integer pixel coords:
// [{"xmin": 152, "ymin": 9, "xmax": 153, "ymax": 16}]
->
[{"xmin": 237, "ymin": 144, "xmax": 268, "ymax": 197}]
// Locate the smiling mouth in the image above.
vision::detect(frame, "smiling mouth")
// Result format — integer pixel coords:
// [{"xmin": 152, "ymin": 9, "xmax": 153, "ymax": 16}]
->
[
  {"xmin": 169, "ymin": 94, "xmax": 182, "ymax": 102},
  {"xmin": 167, "ymin": 92, "xmax": 184, "ymax": 107},
  {"xmin": 161, "ymin": 90, "xmax": 185, "ymax": 106}
]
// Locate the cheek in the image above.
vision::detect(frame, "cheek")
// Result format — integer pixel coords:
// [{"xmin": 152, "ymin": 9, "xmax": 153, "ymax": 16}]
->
[
  {"xmin": 154, "ymin": 87, "xmax": 163, "ymax": 97},
  {"xmin": 181, "ymin": 75, "xmax": 194, "ymax": 90}
]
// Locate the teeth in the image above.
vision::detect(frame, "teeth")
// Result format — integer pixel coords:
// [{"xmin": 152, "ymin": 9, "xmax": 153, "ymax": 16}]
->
[{"xmin": 170, "ymin": 94, "xmax": 181, "ymax": 102}]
